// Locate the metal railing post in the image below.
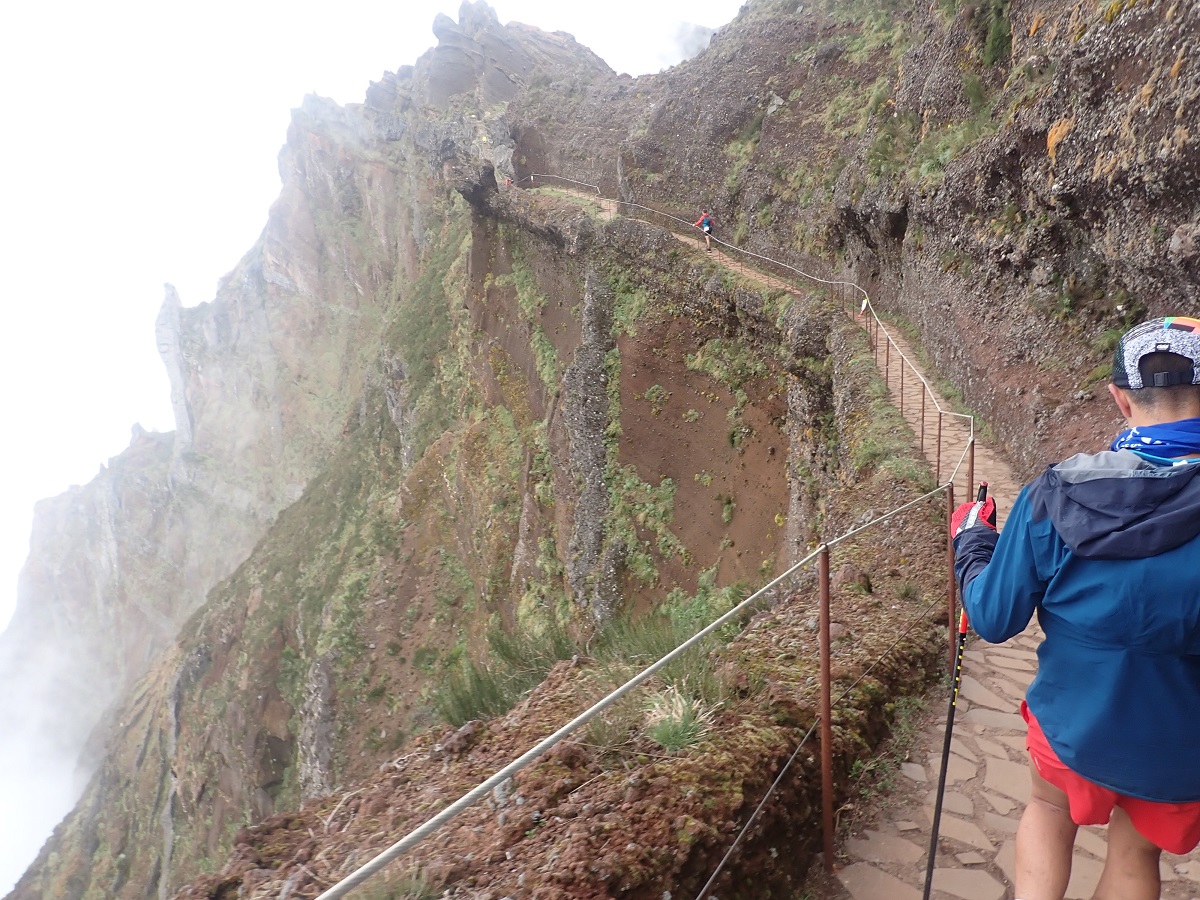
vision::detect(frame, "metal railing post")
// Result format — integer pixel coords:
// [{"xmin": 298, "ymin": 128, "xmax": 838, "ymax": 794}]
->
[
  {"xmin": 946, "ymin": 485, "xmax": 957, "ymax": 669},
  {"xmin": 920, "ymin": 387, "xmax": 926, "ymax": 454},
  {"xmin": 819, "ymin": 544, "xmax": 835, "ymax": 872},
  {"xmin": 967, "ymin": 437, "xmax": 975, "ymax": 501},
  {"xmin": 900, "ymin": 360, "xmax": 906, "ymax": 415},
  {"xmin": 885, "ymin": 338, "xmax": 891, "ymax": 388},
  {"xmin": 936, "ymin": 413, "xmax": 943, "ymax": 484}
]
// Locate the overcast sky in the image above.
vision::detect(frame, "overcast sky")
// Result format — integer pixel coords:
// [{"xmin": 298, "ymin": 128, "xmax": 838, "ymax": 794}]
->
[{"xmin": 0, "ymin": 0, "xmax": 743, "ymax": 891}]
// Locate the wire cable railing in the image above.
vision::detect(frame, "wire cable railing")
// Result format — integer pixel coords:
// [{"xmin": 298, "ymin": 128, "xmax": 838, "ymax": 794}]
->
[
  {"xmin": 858, "ymin": 302, "xmax": 976, "ymax": 492},
  {"xmin": 316, "ymin": 487, "xmax": 962, "ymax": 899},
  {"xmin": 519, "ymin": 173, "xmax": 866, "ymax": 301},
  {"xmin": 313, "ymin": 174, "xmax": 980, "ymax": 899},
  {"xmin": 315, "ymin": 545, "xmax": 820, "ymax": 898},
  {"xmin": 521, "ymin": 173, "xmax": 602, "ymax": 195},
  {"xmin": 697, "ymin": 584, "xmax": 949, "ymax": 899}
]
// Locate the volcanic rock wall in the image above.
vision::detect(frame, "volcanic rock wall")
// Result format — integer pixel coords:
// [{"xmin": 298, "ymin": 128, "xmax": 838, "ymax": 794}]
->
[{"xmin": 603, "ymin": 0, "xmax": 1200, "ymax": 473}]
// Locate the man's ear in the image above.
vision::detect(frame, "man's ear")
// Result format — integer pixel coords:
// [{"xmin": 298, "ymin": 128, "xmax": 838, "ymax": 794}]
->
[{"xmin": 1109, "ymin": 383, "xmax": 1135, "ymax": 420}]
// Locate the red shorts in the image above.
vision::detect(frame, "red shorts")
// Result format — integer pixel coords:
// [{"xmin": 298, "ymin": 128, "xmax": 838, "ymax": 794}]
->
[{"xmin": 1023, "ymin": 703, "xmax": 1200, "ymax": 854}]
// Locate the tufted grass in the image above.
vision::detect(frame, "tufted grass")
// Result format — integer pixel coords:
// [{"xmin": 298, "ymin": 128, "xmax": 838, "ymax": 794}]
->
[
  {"xmin": 645, "ymin": 684, "xmax": 719, "ymax": 751},
  {"xmin": 434, "ymin": 618, "xmax": 581, "ymax": 726}
]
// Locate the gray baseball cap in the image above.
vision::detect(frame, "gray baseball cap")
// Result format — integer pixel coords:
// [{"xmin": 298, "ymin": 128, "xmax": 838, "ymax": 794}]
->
[{"xmin": 1112, "ymin": 316, "xmax": 1200, "ymax": 389}]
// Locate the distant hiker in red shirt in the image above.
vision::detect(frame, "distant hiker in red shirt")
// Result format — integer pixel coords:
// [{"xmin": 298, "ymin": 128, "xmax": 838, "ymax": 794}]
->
[{"xmin": 693, "ymin": 211, "xmax": 714, "ymax": 251}]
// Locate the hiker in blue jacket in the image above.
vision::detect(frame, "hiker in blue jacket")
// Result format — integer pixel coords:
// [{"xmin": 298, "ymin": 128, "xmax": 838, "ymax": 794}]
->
[{"xmin": 952, "ymin": 316, "xmax": 1200, "ymax": 900}]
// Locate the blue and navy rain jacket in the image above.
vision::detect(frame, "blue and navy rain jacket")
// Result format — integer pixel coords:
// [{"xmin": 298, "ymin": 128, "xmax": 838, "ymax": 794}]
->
[{"xmin": 954, "ymin": 449, "xmax": 1200, "ymax": 802}]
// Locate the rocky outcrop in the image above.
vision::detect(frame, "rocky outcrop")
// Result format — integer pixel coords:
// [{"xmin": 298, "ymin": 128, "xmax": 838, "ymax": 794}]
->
[
  {"xmin": 366, "ymin": 0, "xmax": 615, "ymax": 186},
  {"xmin": 156, "ymin": 288, "xmax": 192, "ymax": 448},
  {"xmin": 561, "ymin": 270, "xmax": 619, "ymax": 620},
  {"xmin": 423, "ymin": 2, "xmax": 610, "ymax": 108}
]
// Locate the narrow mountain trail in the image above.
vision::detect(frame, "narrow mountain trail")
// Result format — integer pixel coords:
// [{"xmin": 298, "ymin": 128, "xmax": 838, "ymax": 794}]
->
[{"xmin": 541, "ymin": 185, "xmax": 1200, "ymax": 899}]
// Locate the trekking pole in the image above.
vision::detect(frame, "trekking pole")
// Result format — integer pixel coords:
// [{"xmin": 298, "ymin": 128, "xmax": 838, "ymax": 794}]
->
[{"xmin": 921, "ymin": 482, "xmax": 986, "ymax": 900}]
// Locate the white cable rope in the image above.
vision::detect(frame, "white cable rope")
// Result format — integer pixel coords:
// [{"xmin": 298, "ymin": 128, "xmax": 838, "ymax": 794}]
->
[
  {"xmin": 315, "ymin": 547, "xmax": 822, "ymax": 899},
  {"xmin": 517, "ymin": 173, "xmax": 601, "ymax": 195}
]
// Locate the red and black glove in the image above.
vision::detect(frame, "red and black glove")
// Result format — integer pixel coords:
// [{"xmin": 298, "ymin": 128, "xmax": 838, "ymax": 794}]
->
[{"xmin": 950, "ymin": 497, "xmax": 997, "ymax": 538}]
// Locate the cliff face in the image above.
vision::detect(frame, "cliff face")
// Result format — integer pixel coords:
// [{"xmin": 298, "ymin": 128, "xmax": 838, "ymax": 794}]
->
[
  {"xmin": 1, "ymin": 428, "xmax": 176, "ymax": 788},
  {"xmin": 0, "ymin": 61, "xmax": 440, "ymax": 829},
  {"xmin": 602, "ymin": 0, "xmax": 1200, "ymax": 474},
  {"xmin": 6, "ymin": 0, "xmax": 1200, "ymax": 898}
]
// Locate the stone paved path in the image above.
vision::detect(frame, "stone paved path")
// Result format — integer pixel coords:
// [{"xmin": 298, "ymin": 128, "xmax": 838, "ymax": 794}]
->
[
  {"xmin": 830, "ymin": 631, "xmax": 1200, "ymax": 900},
  {"xmin": 542, "ymin": 183, "xmax": 1200, "ymax": 898},
  {"xmin": 830, "ymin": 324, "xmax": 1200, "ymax": 900}
]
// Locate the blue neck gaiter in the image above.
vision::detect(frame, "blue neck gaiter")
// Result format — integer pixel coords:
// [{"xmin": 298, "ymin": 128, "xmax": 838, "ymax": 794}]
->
[{"xmin": 1111, "ymin": 416, "xmax": 1200, "ymax": 463}]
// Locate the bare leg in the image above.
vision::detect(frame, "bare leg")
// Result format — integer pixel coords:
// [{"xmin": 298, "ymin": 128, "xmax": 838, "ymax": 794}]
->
[
  {"xmin": 1015, "ymin": 761, "xmax": 1078, "ymax": 900},
  {"xmin": 1092, "ymin": 806, "xmax": 1161, "ymax": 900}
]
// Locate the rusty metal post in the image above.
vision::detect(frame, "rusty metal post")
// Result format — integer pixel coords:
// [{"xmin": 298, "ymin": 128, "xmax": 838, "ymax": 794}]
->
[
  {"xmin": 900, "ymin": 359, "xmax": 906, "ymax": 415},
  {"xmin": 819, "ymin": 544, "xmax": 835, "ymax": 872},
  {"xmin": 885, "ymin": 337, "xmax": 891, "ymax": 388},
  {"xmin": 920, "ymin": 386, "xmax": 926, "ymax": 454},
  {"xmin": 946, "ymin": 486, "xmax": 958, "ymax": 669},
  {"xmin": 967, "ymin": 438, "xmax": 975, "ymax": 504},
  {"xmin": 936, "ymin": 412, "xmax": 943, "ymax": 484}
]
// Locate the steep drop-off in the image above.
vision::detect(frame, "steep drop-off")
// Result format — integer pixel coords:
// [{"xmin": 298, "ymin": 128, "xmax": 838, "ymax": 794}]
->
[{"xmin": 6, "ymin": 0, "xmax": 1200, "ymax": 897}]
